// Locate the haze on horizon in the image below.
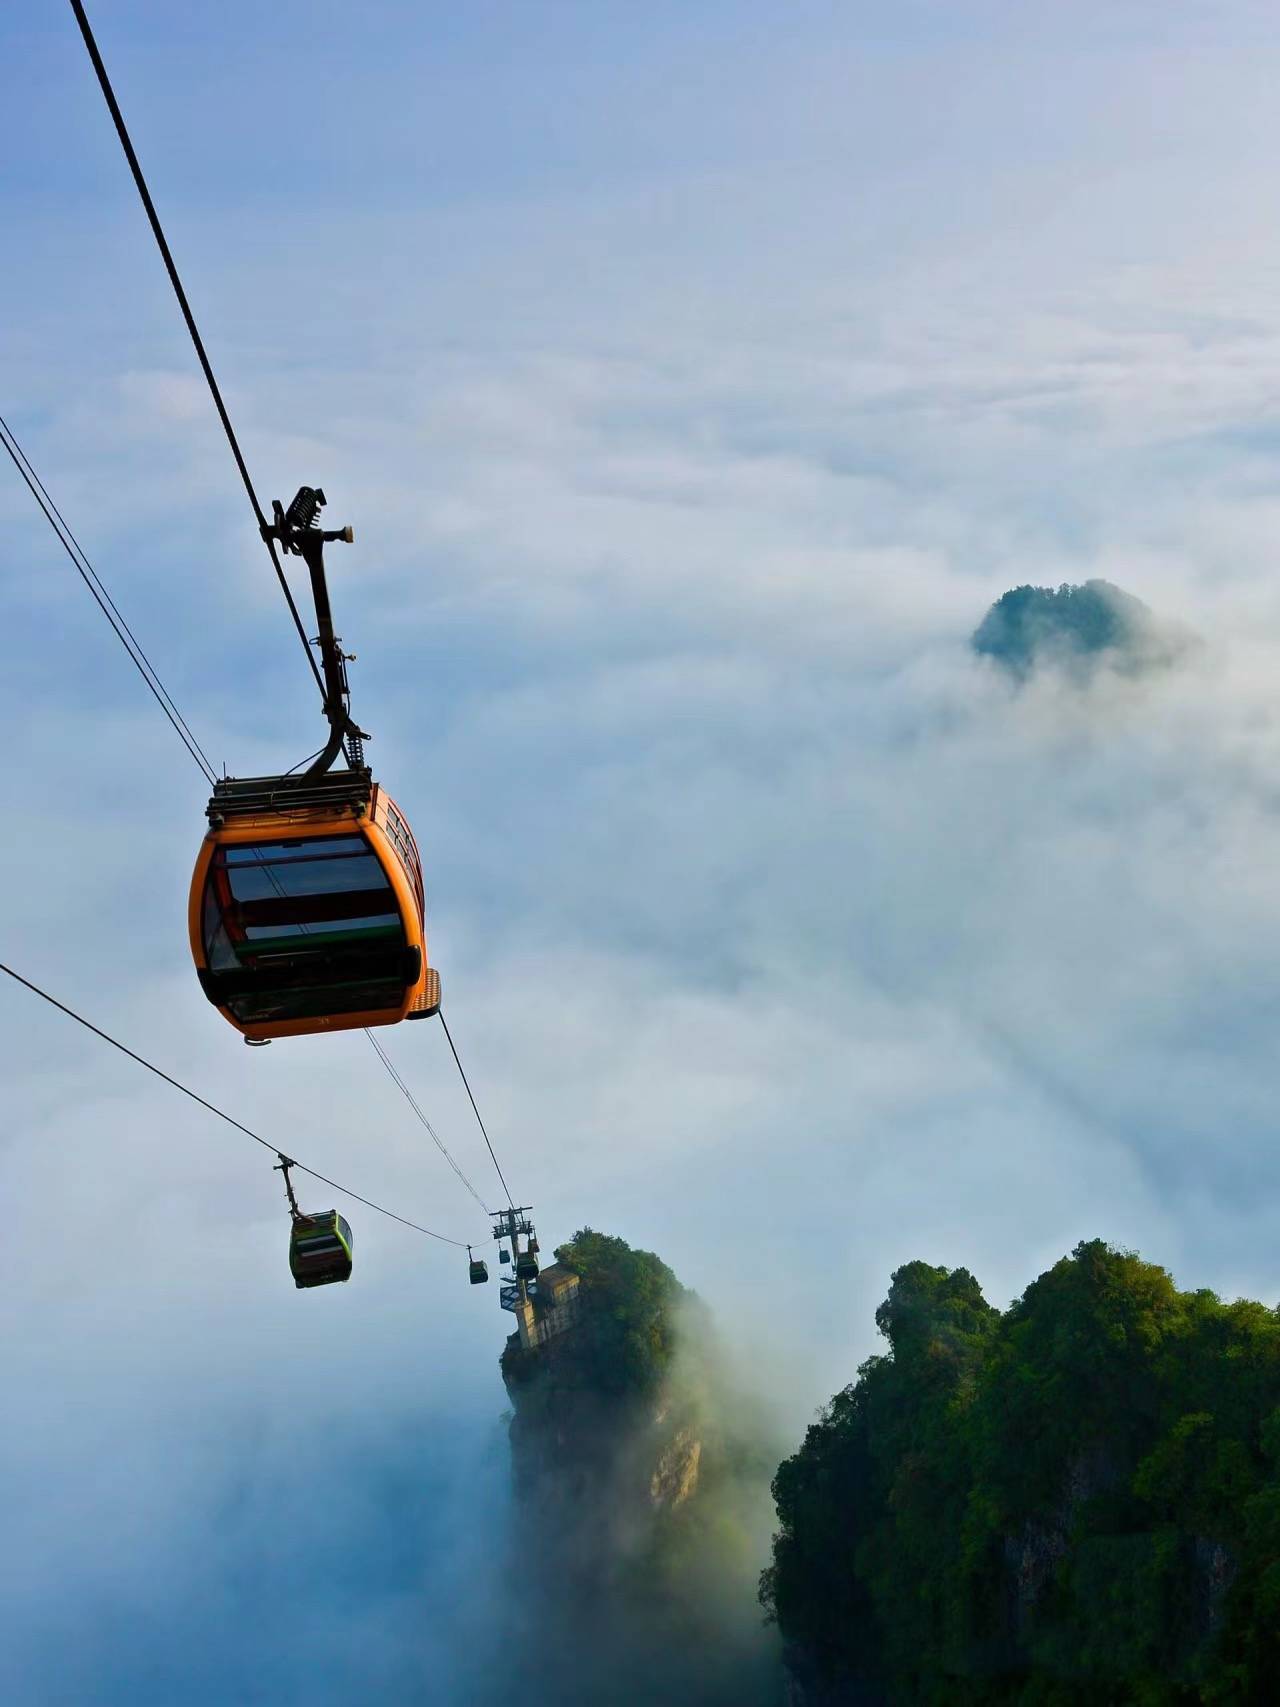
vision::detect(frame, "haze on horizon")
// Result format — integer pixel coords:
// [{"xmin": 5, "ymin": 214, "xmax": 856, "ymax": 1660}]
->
[{"xmin": 5, "ymin": 2, "xmax": 1280, "ymax": 1701}]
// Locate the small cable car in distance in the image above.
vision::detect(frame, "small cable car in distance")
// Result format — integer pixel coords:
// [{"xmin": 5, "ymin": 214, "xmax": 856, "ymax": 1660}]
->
[
  {"xmin": 188, "ymin": 485, "xmax": 441, "ymax": 1043},
  {"xmin": 276, "ymin": 1156, "xmax": 353, "ymax": 1289},
  {"xmin": 515, "ymin": 1246, "xmax": 539, "ymax": 1282},
  {"xmin": 291, "ymin": 1208, "xmax": 355, "ymax": 1289}
]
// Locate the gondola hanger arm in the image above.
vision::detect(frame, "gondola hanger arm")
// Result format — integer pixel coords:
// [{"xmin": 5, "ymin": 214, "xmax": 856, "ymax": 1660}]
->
[
  {"xmin": 261, "ymin": 486, "xmax": 369, "ymax": 774},
  {"xmin": 275, "ymin": 1154, "xmax": 304, "ymax": 1221}
]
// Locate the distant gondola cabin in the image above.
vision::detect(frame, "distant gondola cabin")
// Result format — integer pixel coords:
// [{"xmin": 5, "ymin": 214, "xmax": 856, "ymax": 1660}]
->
[{"xmin": 289, "ymin": 1210, "xmax": 353, "ymax": 1289}]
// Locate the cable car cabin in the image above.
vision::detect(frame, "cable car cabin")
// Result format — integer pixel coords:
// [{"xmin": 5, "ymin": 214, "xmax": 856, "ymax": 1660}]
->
[
  {"xmin": 190, "ymin": 769, "xmax": 440, "ymax": 1042},
  {"xmin": 469, "ymin": 1256, "xmax": 490, "ymax": 1285},
  {"xmin": 515, "ymin": 1250, "xmax": 539, "ymax": 1282},
  {"xmin": 289, "ymin": 1210, "xmax": 354, "ymax": 1289}
]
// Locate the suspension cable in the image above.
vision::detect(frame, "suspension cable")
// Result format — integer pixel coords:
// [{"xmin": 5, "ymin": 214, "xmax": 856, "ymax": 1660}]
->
[
  {"xmin": 2, "ymin": 424, "xmax": 499, "ymax": 1238},
  {"xmin": 364, "ymin": 1030, "xmax": 491, "ymax": 1214},
  {"xmin": 2, "ymin": 416, "xmax": 218, "ymax": 785},
  {"xmin": 1, "ymin": 960, "xmax": 478, "ymax": 1249},
  {"xmin": 438, "ymin": 1009, "xmax": 516, "ymax": 1209},
  {"xmin": 66, "ymin": 0, "xmax": 326, "ymax": 706},
  {"xmin": 62, "ymin": 1, "xmax": 533, "ymax": 1244}
]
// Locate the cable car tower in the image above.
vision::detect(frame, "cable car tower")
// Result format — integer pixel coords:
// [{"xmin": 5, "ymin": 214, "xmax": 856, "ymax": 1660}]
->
[
  {"xmin": 493, "ymin": 1206, "xmax": 580, "ymax": 1349},
  {"xmin": 495, "ymin": 1206, "xmax": 539, "ymax": 1310},
  {"xmin": 495, "ymin": 1206, "xmax": 544, "ymax": 1349}
]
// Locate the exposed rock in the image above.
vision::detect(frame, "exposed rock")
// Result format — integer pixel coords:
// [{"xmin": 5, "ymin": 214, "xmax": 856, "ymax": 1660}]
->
[
  {"xmin": 496, "ymin": 1230, "xmax": 784, "ymax": 1704},
  {"xmin": 1004, "ymin": 1446, "xmax": 1119, "ymax": 1632},
  {"xmin": 650, "ymin": 1427, "xmax": 702, "ymax": 1509}
]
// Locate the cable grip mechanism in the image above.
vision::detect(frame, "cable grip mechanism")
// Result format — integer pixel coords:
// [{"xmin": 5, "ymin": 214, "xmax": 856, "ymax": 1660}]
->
[
  {"xmin": 260, "ymin": 487, "xmax": 368, "ymax": 774},
  {"xmin": 263, "ymin": 486, "xmax": 354, "ymax": 554},
  {"xmin": 275, "ymin": 1153, "xmax": 304, "ymax": 1221}
]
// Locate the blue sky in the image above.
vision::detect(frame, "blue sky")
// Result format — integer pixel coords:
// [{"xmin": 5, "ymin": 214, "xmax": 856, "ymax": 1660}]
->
[{"xmin": 7, "ymin": 1, "xmax": 1280, "ymax": 1701}]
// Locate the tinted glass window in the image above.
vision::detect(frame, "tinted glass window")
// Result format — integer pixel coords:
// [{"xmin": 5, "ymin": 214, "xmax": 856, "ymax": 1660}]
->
[
  {"xmin": 226, "ymin": 979, "xmax": 405, "ymax": 1024},
  {"xmin": 226, "ymin": 838, "xmax": 367, "ymax": 863},
  {"xmin": 203, "ymin": 833, "xmax": 409, "ymax": 1021}
]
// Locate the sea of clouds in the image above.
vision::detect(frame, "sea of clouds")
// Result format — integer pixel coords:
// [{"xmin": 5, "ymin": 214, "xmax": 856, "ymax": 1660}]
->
[{"xmin": 6, "ymin": 1, "xmax": 1280, "ymax": 1699}]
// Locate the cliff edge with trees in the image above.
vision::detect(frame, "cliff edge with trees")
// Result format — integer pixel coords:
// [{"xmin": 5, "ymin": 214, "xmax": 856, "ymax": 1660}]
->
[
  {"xmin": 501, "ymin": 1229, "xmax": 781, "ymax": 1705},
  {"xmin": 763, "ymin": 1240, "xmax": 1280, "ymax": 1705}
]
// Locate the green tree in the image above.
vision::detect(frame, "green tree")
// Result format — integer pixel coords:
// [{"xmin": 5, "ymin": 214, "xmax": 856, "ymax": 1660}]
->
[
  {"xmin": 763, "ymin": 1241, "xmax": 1280, "ymax": 1704},
  {"xmin": 972, "ymin": 580, "xmax": 1155, "ymax": 678}
]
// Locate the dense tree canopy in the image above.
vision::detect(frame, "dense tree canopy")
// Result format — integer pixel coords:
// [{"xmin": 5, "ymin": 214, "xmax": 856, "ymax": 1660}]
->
[
  {"xmin": 972, "ymin": 580, "xmax": 1155, "ymax": 678},
  {"xmin": 555, "ymin": 1227, "xmax": 685, "ymax": 1396},
  {"xmin": 502, "ymin": 1228, "xmax": 686, "ymax": 1400},
  {"xmin": 762, "ymin": 1242, "xmax": 1280, "ymax": 1704}
]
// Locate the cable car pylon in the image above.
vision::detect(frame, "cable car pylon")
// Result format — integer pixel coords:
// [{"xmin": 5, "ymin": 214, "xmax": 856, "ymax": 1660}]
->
[{"xmin": 493, "ymin": 1205, "xmax": 541, "ymax": 1319}]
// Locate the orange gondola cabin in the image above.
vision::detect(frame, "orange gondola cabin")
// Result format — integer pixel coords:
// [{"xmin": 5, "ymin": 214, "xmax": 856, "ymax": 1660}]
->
[{"xmin": 189, "ymin": 768, "xmax": 440, "ymax": 1042}]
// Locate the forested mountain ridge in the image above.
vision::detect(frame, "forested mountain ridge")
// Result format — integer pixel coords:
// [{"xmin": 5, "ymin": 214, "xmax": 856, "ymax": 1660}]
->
[{"xmin": 762, "ymin": 1241, "xmax": 1280, "ymax": 1705}]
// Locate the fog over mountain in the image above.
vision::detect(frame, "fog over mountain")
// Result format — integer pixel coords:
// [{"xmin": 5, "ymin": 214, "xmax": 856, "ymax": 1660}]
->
[{"xmin": 972, "ymin": 580, "xmax": 1189, "ymax": 679}]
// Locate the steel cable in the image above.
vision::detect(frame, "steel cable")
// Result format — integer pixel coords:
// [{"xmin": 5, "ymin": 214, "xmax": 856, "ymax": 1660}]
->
[
  {"xmin": 59, "ymin": 1, "xmax": 533, "ymax": 1249},
  {"xmin": 364, "ymin": 1030, "xmax": 491, "ymax": 1214},
  {"xmin": 1, "ymin": 414, "xmax": 218, "ymax": 785},
  {"xmin": 67, "ymin": 0, "xmax": 327, "ymax": 707},
  {"xmin": 438, "ymin": 1009, "xmax": 517, "ymax": 1209},
  {"xmin": 3, "ymin": 428, "xmax": 497, "ymax": 1239},
  {"xmin": 1, "ymin": 961, "xmax": 478, "ymax": 1249}
]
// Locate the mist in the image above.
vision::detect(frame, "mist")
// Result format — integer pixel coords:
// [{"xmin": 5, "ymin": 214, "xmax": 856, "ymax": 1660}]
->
[{"xmin": 486, "ymin": 1291, "xmax": 785, "ymax": 1707}]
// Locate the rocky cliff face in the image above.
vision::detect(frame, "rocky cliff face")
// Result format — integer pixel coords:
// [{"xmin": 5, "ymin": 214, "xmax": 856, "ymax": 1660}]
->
[
  {"xmin": 651, "ymin": 1423, "xmax": 702, "ymax": 1510},
  {"xmin": 503, "ymin": 1328, "xmax": 708, "ymax": 1582},
  {"xmin": 498, "ymin": 1229, "xmax": 783, "ymax": 1707}
]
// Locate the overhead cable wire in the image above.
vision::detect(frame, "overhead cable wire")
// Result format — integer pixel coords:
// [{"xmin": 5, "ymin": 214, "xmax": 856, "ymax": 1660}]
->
[
  {"xmin": 0, "ymin": 961, "xmax": 476, "ymax": 1249},
  {"xmin": 64, "ymin": 0, "xmax": 529, "ymax": 1237},
  {"xmin": 3, "ymin": 426, "xmax": 488, "ymax": 1234},
  {"xmin": 2, "ymin": 415, "xmax": 218, "ymax": 785},
  {"xmin": 66, "ymin": 0, "xmax": 326, "ymax": 707},
  {"xmin": 364, "ymin": 1030, "xmax": 491, "ymax": 1214},
  {"xmin": 438, "ymin": 1009, "xmax": 516, "ymax": 1209}
]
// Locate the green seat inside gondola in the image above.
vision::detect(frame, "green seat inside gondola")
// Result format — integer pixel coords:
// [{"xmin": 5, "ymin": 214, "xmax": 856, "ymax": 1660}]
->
[{"xmin": 289, "ymin": 1210, "xmax": 354, "ymax": 1289}]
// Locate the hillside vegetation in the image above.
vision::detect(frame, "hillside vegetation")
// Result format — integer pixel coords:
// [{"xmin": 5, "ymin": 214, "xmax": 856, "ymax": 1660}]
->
[
  {"xmin": 500, "ymin": 1227, "xmax": 686, "ymax": 1399},
  {"xmin": 972, "ymin": 580, "xmax": 1162, "ymax": 678},
  {"xmin": 763, "ymin": 1241, "xmax": 1280, "ymax": 1704}
]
